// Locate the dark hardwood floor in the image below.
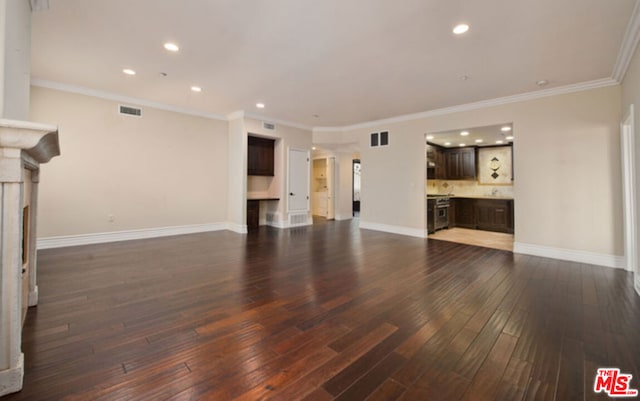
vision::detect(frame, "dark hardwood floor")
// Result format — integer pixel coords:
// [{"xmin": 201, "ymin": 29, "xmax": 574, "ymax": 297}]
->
[{"xmin": 5, "ymin": 220, "xmax": 640, "ymax": 401}]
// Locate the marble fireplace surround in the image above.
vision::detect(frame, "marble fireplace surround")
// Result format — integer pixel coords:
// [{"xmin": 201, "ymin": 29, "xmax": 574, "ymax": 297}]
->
[{"xmin": 0, "ymin": 119, "xmax": 59, "ymax": 396}]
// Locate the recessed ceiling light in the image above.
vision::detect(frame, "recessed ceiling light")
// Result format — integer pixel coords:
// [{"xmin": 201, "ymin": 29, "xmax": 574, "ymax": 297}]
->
[
  {"xmin": 536, "ymin": 80, "xmax": 548, "ymax": 86},
  {"xmin": 164, "ymin": 42, "xmax": 179, "ymax": 52},
  {"xmin": 506, "ymin": 136, "xmax": 514, "ymax": 140},
  {"xmin": 460, "ymin": 131, "xmax": 469, "ymax": 136},
  {"xmin": 496, "ymin": 140, "xmax": 504, "ymax": 144},
  {"xmin": 256, "ymin": 103, "xmax": 265, "ymax": 109},
  {"xmin": 444, "ymin": 142, "xmax": 452, "ymax": 146},
  {"xmin": 122, "ymin": 68, "xmax": 136, "ymax": 76},
  {"xmin": 453, "ymin": 24, "xmax": 469, "ymax": 35},
  {"xmin": 426, "ymin": 135, "xmax": 434, "ymax": 140},
  {"xmin": 312, "ymin": 146, "xmax": 317, "ymax": 150},
  {"xmin": 460, "ymin": 75, "xmax": 469, "ymax": 81},
  {"xmin": 459, "ymin": 143, "xmax": 466, "ymax": 147},
  {"xmin": 475, "ymin": 139, "xmax": 483, "ymax": 143},
  {"xmin": 501, "ymin": 126, "xmax": 511, "ymax": 132},
  {"xmin": 191, "ymin": 86, "xmax": 202, "ymax": 92}
]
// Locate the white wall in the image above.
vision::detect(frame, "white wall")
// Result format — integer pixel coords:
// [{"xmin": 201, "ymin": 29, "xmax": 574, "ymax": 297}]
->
[
  {"xmin": 335, "ymin": 152, "xmax": 354, "ymax": 220},
  {"xmin": 316, "ymin": 86, "xmax": 623, "ymax": 257},
  {"xmin": 30, "ymin": 86, "xmax": 229, "ymax": 237},
  {"xmin": 621, "ymin": 42, "xmax": 640, "ymax": 284},
  {"xmin": 227, "ymin": 117, "xmax": 247, "ymax": 232},
  {"xmin": 0, "ymin": 0, "xmax": 31, "ymax": 120}
]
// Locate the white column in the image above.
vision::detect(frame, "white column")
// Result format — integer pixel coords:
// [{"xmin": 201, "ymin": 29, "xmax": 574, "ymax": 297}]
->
[{"xmin": 0, "ymin": 148, "xmax": 25, "ymax": 396}]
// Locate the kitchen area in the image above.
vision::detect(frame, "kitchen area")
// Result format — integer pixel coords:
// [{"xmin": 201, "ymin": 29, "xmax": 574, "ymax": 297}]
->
[{"xmin": 426, "ymin": 123, "xmax": 514, "ymax": 251}]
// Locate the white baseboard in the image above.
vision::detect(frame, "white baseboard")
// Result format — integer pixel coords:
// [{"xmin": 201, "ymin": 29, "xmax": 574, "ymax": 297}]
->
[
  {"xmin": 635, "ymin": 277, "xmax": 640, "ymax": 297},
  {"xmin": 513, "ymin": 242, "xmax": 626, "ymax": 270},
  {"xmin": 334, "ymin": 214, "xmax": 353, "ymax": 221},
  {"xmin": 0, "ymin": 354, "xmax": 23, "ymax": 397},
  {"xmin": 226, "ymin": 223, "xmax": 248, "ymax": 234},
  {"xmin": 37, "ymin": 223, "xmax": 229, "ymax": 249},
  {"xmin": 266, "ymin": 220, "xmax": 287, "ymax": 229},
  {"xmin": 359, "ymin": 221, "xmax": 427, "ymax": 238}
]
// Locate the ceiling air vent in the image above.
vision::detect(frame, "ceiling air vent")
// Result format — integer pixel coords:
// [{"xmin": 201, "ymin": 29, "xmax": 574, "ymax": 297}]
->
[
  {"xmin": 263, "ymin": 122, "xmax": 276, "ymax": 131},
  {"xmin": 119, "ymin": 105, "xmax": 142, "ymax": 117}
]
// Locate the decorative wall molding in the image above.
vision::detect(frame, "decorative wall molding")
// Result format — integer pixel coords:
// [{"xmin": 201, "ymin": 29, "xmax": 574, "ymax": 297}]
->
[
  {"xmin": 37, "ymin": 223, "xmax": 228, "ymax": 249},
  {"xmin": 359, "ymin": 221, "xmax": 427, "ymax": 239},
  {"xmin": 314, "ymin": 78, "xmax": 619, "ymax": 132},
  {"xmin": 513, "ymin": 242, "xmax": 626, "ymax": 270},
  {"xmin": 31, "ymin": 79, "xmax": 228, "ymax": 121},
  {"xmin": 612, "ymin": 0, "xmax": 640, "ymax": 82}
]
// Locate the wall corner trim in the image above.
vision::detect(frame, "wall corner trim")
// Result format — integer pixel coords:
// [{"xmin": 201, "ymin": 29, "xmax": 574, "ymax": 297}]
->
[
  {"xmin": 37, "ymin": 223, "xmax": 228, "ymax": 249},
  {"xmin": 513, "ymin": 242, "xmax": 626, "ymax": 270},
  {"xmin": 359, "ymin": 221, "xmax": 427, "ymax": 238}
]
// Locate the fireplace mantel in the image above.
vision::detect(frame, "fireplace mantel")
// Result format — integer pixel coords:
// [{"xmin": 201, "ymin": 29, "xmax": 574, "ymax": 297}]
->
[{"xmin": 0, "ymin": 119, "xmax": 59, "ymax": 396}]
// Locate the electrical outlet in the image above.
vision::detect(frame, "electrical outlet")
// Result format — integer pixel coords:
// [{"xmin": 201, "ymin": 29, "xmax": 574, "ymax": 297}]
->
[{"xmin": 108, "ymin": 214, "xmax": 115, "ymax": 223}]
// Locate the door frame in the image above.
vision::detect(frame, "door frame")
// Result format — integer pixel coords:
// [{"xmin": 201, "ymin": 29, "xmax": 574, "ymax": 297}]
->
[
  {"xmin": 621, "ymin": 104, "xmax": 639, "ymax": 294},
  {"xmin": 326, "ymin": 157, "xmax": 336, "ymax": 220}
]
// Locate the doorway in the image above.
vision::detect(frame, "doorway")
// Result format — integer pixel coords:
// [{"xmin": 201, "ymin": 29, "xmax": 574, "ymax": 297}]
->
[
  {"xmin": 425, "ymin": 124, "xmax": 515, "ymax": 252},
  {"xmin": 311, "ymin": 157, "xmax": 336, "ymax": 220},
  {"xmin": 621, "ymin": 104, "xmax": 639, "ymax": 295},
  {"xmin": 353, "ymin": 159, "xmax": 361, "ymax": 217}
]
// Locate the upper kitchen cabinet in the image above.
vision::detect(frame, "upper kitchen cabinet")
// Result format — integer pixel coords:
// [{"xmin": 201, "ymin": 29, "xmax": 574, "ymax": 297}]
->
[
  {"xmin": 426, "ymin": 143, "xmax": 446, "ymax": 180},
  {"xmin": 445, "ymin": 147, "xmax": 476, "ymax": 180},
  {"xmin": 248, "ymin": 136, "xmax": 275, "ymax": 176}
]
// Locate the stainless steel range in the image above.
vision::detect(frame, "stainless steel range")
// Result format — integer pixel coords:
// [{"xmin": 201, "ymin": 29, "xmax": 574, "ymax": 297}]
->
[{"xmin": 427, "ymin": 196, "xmax": 450, "ymax": 233}]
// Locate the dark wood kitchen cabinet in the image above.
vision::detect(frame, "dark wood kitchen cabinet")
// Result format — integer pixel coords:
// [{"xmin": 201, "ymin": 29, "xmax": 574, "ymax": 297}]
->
[
  {"xmin": 445, "ymin": 147, "xmax": 476, "ymax": 180},
  {"xmin": 475, "ymin": 199, "xmax": 513, "ymax": 233},
  {"xmin": 452, "ymin": 198, "xmax": 475, "ymax": 228},
  {"xmin": 248, "ymin": 136, "xmax": 275, "ymax": 176},
  {"xmin": 426, "ymin": 143, "xmax": 446, "ymax": 180}
]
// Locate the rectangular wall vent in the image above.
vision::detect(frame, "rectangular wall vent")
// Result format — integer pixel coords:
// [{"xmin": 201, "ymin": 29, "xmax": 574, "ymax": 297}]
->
[
  {"xmin": 263, "ymin": 122, "xmax": 276, "ymax": 130},
  {"xmin": 370, "ymin": 131, "xmax": 389, "ymax": 147},
  {"xmin": 289, "ymin": 213, "xmax": 307, "ymax": 226},
  {"xmin": 119, "ymin": 105, "xmax": 142, "ymax": 117}
]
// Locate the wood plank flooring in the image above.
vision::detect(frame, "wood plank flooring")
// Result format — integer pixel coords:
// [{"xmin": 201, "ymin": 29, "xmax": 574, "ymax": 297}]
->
[
  {"xmin": 428, "ymin": 227, "xmax": 514, "ymax": 252},
  {"xmin": 5, "ymin": 220, "xmax": 640, "ymax": 401}
]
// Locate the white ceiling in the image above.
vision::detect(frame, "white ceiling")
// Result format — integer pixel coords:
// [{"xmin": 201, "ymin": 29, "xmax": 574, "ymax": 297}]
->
[{"xmin": 31, "ymin": 0, "xmax": 637, "ymax": 127}]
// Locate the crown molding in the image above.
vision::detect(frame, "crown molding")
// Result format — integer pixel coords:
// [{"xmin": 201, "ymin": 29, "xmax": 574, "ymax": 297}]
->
[
  {"xmin": 612, "ymin": 0, "xmax": 640, "ymax": 82},
  {"xmin": 31, "ymin": 78, "xmax": 228, "ymax": 121},
  {"xmin": 242, "ymin": 111, "xmax": 313, "ymax": 131},
  {"xmin": 313, "ymin": 78, "xmax": 619, "ymax": 132},
  {"xmin": 226, "ymin": 110, "xmax": 245, "ymax": 120},
  {"xmin": 34, "ymin": 76, "xmax": 620, "ymax": 135}
]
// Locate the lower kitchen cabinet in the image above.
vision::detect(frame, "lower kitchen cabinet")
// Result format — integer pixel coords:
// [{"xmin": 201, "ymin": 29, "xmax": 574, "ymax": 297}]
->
[
  {"xmin": 452, "ymin": 198, "xmax": 475, "ymax": 228},
  {"xmin": 475, "ymin": 199, "xmax": 513, "ymax": 233},
  {"xmin": 450, "ymin": 198, "xmax": 514, "ymax": 233}
]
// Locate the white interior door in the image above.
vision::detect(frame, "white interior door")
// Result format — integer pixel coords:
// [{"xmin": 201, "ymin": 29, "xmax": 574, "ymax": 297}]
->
[
  {"xmin": 327, "ymin": 157, "xmax": 335, "ymax": 219},
  {"xmin": 288, "ymin": 148, "xmax": 310, "ymax": 212}
]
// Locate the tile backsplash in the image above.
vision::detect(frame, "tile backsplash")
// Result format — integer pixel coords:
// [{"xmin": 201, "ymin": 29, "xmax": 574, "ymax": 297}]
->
[{"xmin": 427, "ymin": 179, "xmax": 513, "ymax": 198}]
